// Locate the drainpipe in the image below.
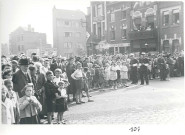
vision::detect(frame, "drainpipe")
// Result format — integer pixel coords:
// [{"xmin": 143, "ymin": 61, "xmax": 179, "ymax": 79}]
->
[{"xmin": 157, "ymin": 2, "xmax": 160, "ymax": 53}]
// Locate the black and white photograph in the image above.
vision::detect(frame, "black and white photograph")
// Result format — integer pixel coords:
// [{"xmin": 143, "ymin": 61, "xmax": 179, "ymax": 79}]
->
[{"xmin": 0, "ymin": 0, "xmax": 184, "ymax": 134}]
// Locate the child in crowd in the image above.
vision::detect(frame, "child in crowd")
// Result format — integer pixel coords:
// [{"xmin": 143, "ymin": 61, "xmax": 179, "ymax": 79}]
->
[
  {"xmin": 61, "ymin": 69, "xmax": 68, "ymax": 80},
  {"xmin": 93, "ymin": 64, "xmax": 100, "ymax": 89},
  {"xmin": 2, "ymin": 69, "xmax": 13, "ymax": 80},
  {"xmin": 99, "ymin": 67, "xmax": 105, "ymax": 89},
  {"xmin": 110, "ymin": 61, "xmax": 118, "ymax": 89},
  {"xmin": 19, "ymin": 83, "xmax": 42, "ymax": 124},
  {"xmin": 83, "ymin": 67, "xmax": 94, "ymax": 102},
  {"xmin": 4, "ymin": 79, "xmax": 20, "ymax": 124},
  {"xmin": 116, "ymin": 61, "xmax": 121, "ymax": 88},
  {"xmin": 88, "ymin": 63, "xmax": 94, "ymax": 89},
  {"xmin": 71, "ymin": 62, "xmax": 85, "ymax": 104},
  {"xmin": 44, "ymin": 71, "xmax": 58, "ymax": 124},
  {"xmin": 104, "ymin": 63, "xmax": 110, "ymax": 87},
  {"xmin": 120, "ymin": 61, "xmax": 129, "ymax": 87},
  {"xmin": 55, "ymin": 81, "xmax": 68, "ymax": 124},
  {"xmin": 1, "ymin": 85, "xmax": 15, "ymax": 124},
  {"xmin": 53, "ymin": 68, "xmax": 63, "ymax": 85},
  {"xmin": 166, "ymin": 64, "xmax": 170, "ymax": 81}
]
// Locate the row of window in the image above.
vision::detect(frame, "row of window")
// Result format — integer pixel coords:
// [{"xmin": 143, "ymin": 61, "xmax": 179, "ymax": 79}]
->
[
  {"xmin": 163, "ymin": 9, "xmax": 180, "ymax": 26},
  {"xmin": 93, "ymin": 22, "xmax": 105, "ymax": 38},
  {"xmin": 110, "ymin": 28, "xmax": 126, "ymax": 41},
  {"xmin": 63, "ymin": 42, "xmax": 83, "ymax": 49},
  {"xmin": 163, "ymin": 39, "xmax": 180, "ymax": 53},
  {"xmin": 110, "ymin": 10, "xmax": 127, "ymax": 22},
  {"xmin": 16, "ymin": 35, "xmax": 24, "ymax": 41},
  {"xmin": 64, "ymin": 32, "xmax": 81, "ymax": 37},
  {"xmin": 18, "ymin": 45, "xmax": 24, "ymax": 51},
  {"xmin": 57, "ymin": 20, "xmax": 81, "ymax": 27},
  {"xmin": 92, "ymin": 4, "xmax": 104, "ymax": 17}
]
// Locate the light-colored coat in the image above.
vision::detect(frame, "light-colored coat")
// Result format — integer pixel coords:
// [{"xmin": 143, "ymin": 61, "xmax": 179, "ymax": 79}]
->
[
  {"xmin": 19, "ymin": 96, "xmax": 42, "ymax": 119},
  {"xmin": 1, "ymin": 98, "xmax": 15, "ymax": 124}
]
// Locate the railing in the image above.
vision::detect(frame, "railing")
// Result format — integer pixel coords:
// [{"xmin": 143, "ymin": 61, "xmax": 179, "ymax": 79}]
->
[{"xmin": 128, "ymin": 29, "xmax": 157, "ymax": 40}]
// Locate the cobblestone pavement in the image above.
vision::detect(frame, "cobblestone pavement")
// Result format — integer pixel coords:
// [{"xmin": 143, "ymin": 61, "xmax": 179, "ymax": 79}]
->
[{"xmin": 42, "ymin": 77, "xmax": 185, "ymax": 124}]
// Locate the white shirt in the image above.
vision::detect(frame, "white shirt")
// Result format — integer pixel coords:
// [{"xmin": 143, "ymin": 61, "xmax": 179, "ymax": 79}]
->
[
  {"xmin": 71, "ymin": 69, "xmax": 83, "ymax": 80},
  {"xmin": 120, "ymin": 65, "xmax": 128, "ymax": 72},
  {"xmin": 58, "ymin": 88, "xmax": 67, "ymax": 97},
  {"xmin": 53, "ymin": 77, "xmax": 62, "ymax": 85},
  {"xmin": 7, "ymin": 90, "xmax": 17, "ymax": 108}
]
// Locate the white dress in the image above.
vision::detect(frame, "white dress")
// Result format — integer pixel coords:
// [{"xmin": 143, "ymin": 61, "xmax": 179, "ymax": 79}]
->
[
  {"xmin": 120, "ymin": 65, "xmax": 128, "ymax": 79},
  {"xmin": 53, "ymin": 77, "xmax": 62, "ymax": 85},
  {"xmin": 1, "ymin": 98, "xmax": 15, "ymax": 124},
  {"xmin": 104, "ymin": 66, "xmax": 110, "ymax": 81},
  {"xmin": 110, "ymin": 65, "xmax": 118, "ymax": 81}
]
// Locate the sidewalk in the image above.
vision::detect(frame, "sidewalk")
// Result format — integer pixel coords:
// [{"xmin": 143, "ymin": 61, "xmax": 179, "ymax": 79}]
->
[
  {"xmin": 40, "ymin": 82, "xmax": 141, "ymax": 124},
  {"xmin": 67, "ymin": 83, "xmax": 143, "ymax": 107}
]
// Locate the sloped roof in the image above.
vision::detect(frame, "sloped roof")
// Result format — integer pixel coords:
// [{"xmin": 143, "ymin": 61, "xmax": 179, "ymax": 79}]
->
[{"xmin": 54, "ymin": 8, "xmax": 85, "ymax": 20}]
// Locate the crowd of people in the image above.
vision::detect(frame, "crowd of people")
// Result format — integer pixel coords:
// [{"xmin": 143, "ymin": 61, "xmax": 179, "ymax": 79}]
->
[{"xmin": 1, "ymin": 50, "xmax": 184, "ymax": 124}]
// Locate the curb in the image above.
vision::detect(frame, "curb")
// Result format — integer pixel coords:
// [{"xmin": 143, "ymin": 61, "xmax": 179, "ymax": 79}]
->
[{"xmin": 67, "ymin": 84, "xmax": 142, "ymax": 108}]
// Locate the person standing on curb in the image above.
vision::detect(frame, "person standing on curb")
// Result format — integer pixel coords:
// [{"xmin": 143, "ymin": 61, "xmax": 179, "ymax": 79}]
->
[
  {"xmin": 12, "ymin": 56, "xmax": 32, "ymax": 98},
  {"xmin": 139, "ymin": 52, "xmax": 149, "ymax": 85},
  {"xmin": 129, "ymin": 54, "xmax": 138, "ymax": 84}
]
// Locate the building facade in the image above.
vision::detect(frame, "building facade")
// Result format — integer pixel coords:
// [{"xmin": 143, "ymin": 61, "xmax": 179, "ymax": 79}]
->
[
  {"xmin": 106, "ymin": 1, "xmax": 132, "ymax": 55},
  {"xmin": 87, "ymin": 1, "xmax": 184, "ymax": 55},
  {"xmin": 9, "ymin": 25, "xmax": 46, "ymax": 55},
  {"xmin": 159, "ymin": 1, "xmax": 184, "ymax": 53},
  {"xmin": 53, "ymin": 7, "xmax": 87, "ymax": 58},
  {"xmin": 128, "ymin": 1, "xmax": 159, "ymax": 53},
  {"xmin": 89, "ymin": 1, "xmax": 108, "ymax": 55}
]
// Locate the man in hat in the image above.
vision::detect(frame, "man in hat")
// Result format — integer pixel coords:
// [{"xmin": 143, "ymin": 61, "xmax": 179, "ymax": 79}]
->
[
  {"xmin": 66, "ymin": 57, "xmax": 76, "ymax": 102},
  {"xmin": 50, "ymin": 59, "xmax": 58, "ymax": 73},
  {"xmin": 139, "ymin": 52, "xmax": 150, "ymax": 85},
  {"xmin": 129, "ymin": 53, "xmax": 139, "ymax": 84},
  {"xmin": 83, "ymin": 57, "xmax": 90, "ymax": 68},
  {"xmin": 12, "ymin": 57, "xmax": 32, "ymax": 98},
  {"xmin": 157, "ymin": 54, "xmax": 167, "ymax": 80}
]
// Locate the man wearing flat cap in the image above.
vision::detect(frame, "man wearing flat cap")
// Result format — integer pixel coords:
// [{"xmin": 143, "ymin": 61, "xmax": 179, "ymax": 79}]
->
[{"xmin": 12, "ymin": 57, "xmax": 32, "ymax": 98}]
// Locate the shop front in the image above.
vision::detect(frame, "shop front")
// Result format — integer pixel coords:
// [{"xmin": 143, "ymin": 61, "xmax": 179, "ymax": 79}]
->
[
  {"xmin": 128, "ymin": 29, "xmax": 158, "ymax": 53},
  {"xmin": 108, "ymin": 43, "xmax": 130, "ymax": 55}
]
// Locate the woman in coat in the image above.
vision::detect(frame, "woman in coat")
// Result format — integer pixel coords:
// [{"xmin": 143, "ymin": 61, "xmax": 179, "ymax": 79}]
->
[{"xmin": 19, "ymin": 83, "xmax": 42, "ymax": 124}]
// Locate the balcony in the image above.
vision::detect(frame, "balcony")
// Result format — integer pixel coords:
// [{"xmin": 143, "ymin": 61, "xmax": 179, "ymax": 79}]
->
[{"xmin": 128, "ymin": 29, "xmax": 157, "ymax": 40}]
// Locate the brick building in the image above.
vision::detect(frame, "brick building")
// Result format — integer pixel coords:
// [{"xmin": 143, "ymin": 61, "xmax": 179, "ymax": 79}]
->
[
  {"xmin": 158, "ymin": 1, "xmax": 184, "ymax": 53},
  {"xmin": 88, "ymin": 1, "xmax": 108, "ymax": 55},
  {"xmin": 53, "ymin": 7, "xmax": 87, "ymax": 58},
  {"xmin": 87, "ymin": 1, "xmax": 184, "ymax": 55},
  {"xmin": 106, "ymin": 1, "xmax": 132, "ymax": 55},
  {"xmin": 128, "ymin": 1, "xmax": 159, "ymax": 53},
  {"xmin": 9, "ymin": 25, "xmax": 47, "ymax": 55}
]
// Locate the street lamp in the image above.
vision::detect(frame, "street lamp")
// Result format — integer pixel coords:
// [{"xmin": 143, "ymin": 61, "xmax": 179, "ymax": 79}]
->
[{"xmin": 145, "ymin": 43, "xmax": 148, "ymax": 53}]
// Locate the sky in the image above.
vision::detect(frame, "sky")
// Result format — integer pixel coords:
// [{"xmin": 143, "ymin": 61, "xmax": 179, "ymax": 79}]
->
[{"xmin": 0, "ymin": 0, "xmax": 90, "ymax": 45}]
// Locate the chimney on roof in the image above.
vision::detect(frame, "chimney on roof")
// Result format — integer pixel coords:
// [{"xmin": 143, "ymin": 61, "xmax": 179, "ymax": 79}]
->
[
  {"xmin": 87, "ymin": 7, "xmax": 91, "ymax": 15},
  {"xmin": 28, "ymin": 24, "xmax": 31, "ymax": 31}
]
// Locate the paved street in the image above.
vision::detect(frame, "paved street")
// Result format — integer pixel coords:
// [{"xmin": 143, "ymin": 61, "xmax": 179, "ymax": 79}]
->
[{"xmin": 62, "ymin": 77, "xmax": 185, "ymax": 124}]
